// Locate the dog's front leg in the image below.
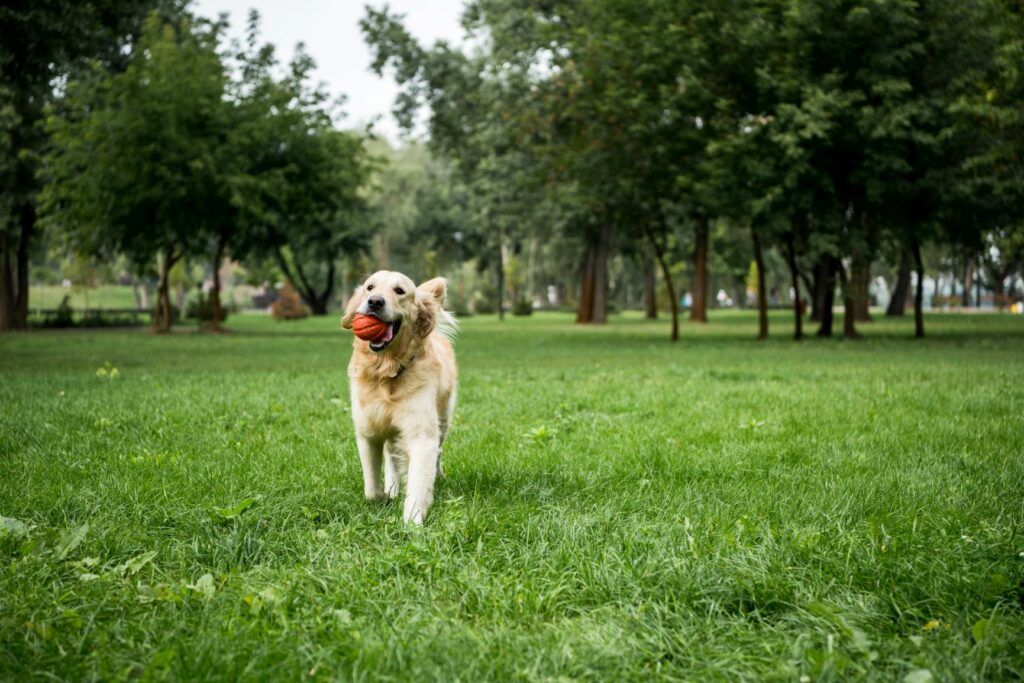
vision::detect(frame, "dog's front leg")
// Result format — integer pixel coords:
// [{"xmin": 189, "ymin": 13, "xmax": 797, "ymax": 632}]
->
[
  {"xmin": 402, "ymin": 434, "xmax": 439, "ymax": 524},
  {"xmin": 383, "ymin": 442, "xmax": 401, "ymax": 500},
  {"xmin": 356, "ymin": 434, "xmax": 385, "ymax": 501}
]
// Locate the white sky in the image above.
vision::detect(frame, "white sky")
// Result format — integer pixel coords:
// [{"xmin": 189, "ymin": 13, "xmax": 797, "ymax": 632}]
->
[{"xmin": 193, "ymin": 0, "xmax": 466, "ymax": 141}]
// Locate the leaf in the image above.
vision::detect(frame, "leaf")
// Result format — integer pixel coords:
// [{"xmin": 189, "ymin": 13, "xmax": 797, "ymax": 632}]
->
[
  {"xmin": 903, "ymin": 669, "xmax": 934, "ymax": 683},
  {"xmin": 188, "ymin": 573, "xmax": 216, "ymax": 598},
  {"xmin": 972, "ymin": 618, "xmax": 990, "ymax": 643},
  {"xmin": 115, "ymin": 550, "xmax": 157, "ymax": 577},
  {"xmin": 54, "ymin": 523, "xmax": 89, "ymax": 560},
  {"xmin": 215, "ymin": 496, "xmax": 260, "ymax": 519},
  {"xmin": 0, "ymin": 516, "xmax": 30, "ymax": 539},
  {"xmin": 922, "ymin": 619, "xmax": 942, "ymax": 631}
]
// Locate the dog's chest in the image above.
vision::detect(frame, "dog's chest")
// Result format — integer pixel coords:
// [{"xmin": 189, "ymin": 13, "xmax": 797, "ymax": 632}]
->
[{"xmin": 353, "ymin": 383, "xmax": 405, "ymax": 437}]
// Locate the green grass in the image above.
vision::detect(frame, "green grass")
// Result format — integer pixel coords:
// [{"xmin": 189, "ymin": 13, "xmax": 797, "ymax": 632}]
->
[
  {"xmin": 28, "ymin": 285, "xmax": 142, "ymax": 309},
  {"xmin": 1, "ymin": 311, "xmax": 1023, "ymax": 681}
]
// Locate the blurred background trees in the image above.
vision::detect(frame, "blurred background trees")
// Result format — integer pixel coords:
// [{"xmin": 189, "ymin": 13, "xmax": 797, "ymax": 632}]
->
[{"xmin": 2, "ymin": 0, "xmax": 1022, "ymax": 336}]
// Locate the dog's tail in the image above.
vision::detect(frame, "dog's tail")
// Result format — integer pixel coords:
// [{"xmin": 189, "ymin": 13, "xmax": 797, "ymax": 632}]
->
[{"xmin": 436, "ymin": 308, "xmax": 459, "ymax": 342}]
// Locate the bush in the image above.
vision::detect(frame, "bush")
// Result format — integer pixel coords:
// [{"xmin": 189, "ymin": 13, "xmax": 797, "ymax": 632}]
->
[
  {"xmin": 51, "ymin": 295, "xmax": 75, "ymax": 328},
  {"xmin": 512, "ymin": 296, "xmax": 533, "ymax": 316},
  {"xmin": 186, "ymin": 291, "xmax": 229, "ymax": 323},
  {"xmin": 450, "ymin": 295, "xmax": 473, "ymax": 318},
  {"xmin": 270, "ymin": 284, "xmax": 309, "ymax": 320}
]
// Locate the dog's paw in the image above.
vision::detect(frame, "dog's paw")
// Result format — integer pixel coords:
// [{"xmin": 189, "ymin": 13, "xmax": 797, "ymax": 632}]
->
[
  {"xmin": 403, "ymin": 499, "xmax": 428, "ymax": 525},
  {"xmin": 364, "ymin": 487, "xmax": 387, "ymax": 502}
]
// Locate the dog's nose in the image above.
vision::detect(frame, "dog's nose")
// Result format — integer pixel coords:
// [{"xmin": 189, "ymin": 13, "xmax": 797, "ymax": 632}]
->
[{"xmin": 367, "ymin": 295, "xmax": 385, "ymax": 311}]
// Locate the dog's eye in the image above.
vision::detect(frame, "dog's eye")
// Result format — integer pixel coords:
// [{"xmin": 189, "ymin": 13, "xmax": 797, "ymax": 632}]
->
[
  {"xmin": 394, "ymin": 287, "xmax": 405, "ymax": 295},
  {"xmin": 366, "ymin": 284, "xmax": 374, "ymax": 291}
]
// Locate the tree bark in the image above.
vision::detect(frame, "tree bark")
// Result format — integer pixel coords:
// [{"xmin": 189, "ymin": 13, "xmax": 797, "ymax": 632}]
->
[
  {"xmin": 497, "ymin": 245, "xmax": 505, "ymax": 321},
  {"xmin": 642, "ymin": 249, "xmax": 658, "ymax": 319},
  {"xmin": 209, "ymin": 235, "xmax": 226, "ymax": 330},
  {"xmin": 784, "ymin": 236, "xmax": 803, "ymax": 341},
  {"xmin": 836, "ymin": 258, "xmax": 860, "ymax": 339},
  {"xmin": 591, "ymin": 222, "xmax": 611, "ymax": 324},
  {"xmin": 153, "ymin": 248, "xmax": 179, "ymax": 333},
  {"xmin": 0, "ymin": 230, "xmax": 13, "ymax": 332},
  {"xmin": 886, "ymin": 251, "xmax": 912, "ymax": 317},
  {"xmin": 690, "ymin": 217, "xmax": 709, "ymax": 322},
  {"xmin": 13, "ymin": 202, "xmax": 33, "ymax": 330},
  {"xmin": 911, "ymin": 237, "xmax": 925, "ymax": 338},
  {"xmin": 816, "ymin": 258, "xmax": 836, "ymax": 337},
  {"xmin": 645, "ymin": 226, "xmax": 678, "ymax": 342},
  {"xmin": 962, "ymin": 254, "xmax": 975, "ymax": 308},
  {"xmin": 576, "ymin": 222, "xmax": 611, "ymax": 324},
  {"xmin": 810, "ymin": 258, "xmax": 831, "ymax": 323},
  {"xmin": 850, "ymin": 250, "xmax": 873, "ymax": 322},
  {"xmin": 751, "ymin": 227, "xmax": 768, "ymax": 340},
  {"xmin": 576, "ymin": 247, "xmax": 595, "ymax": 324}
]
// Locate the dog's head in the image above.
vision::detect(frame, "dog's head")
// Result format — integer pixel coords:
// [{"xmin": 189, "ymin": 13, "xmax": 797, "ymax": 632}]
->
[{"xmin": 342, "ymin": 271, "xmax": 447, "ymax": 355}]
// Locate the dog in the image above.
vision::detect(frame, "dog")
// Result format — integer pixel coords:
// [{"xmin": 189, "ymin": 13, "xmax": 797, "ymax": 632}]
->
[{"xmin": 341, "ymin": 271, "xmax": 457, "ymax": 524}]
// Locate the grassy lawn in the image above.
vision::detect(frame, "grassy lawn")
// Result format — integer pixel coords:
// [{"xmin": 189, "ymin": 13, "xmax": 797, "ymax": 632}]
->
[
  {"xmin": 28, "ymin": 285, "xmax": 142, "ymax": 310},
  {"xmin": 1, "ymin": 311, "xmax": 1022, "ymax": 681}
]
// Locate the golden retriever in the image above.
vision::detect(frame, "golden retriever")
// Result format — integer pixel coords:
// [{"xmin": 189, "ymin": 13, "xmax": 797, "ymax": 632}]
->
[{"xmin": 341, "ymin": 271, "xmax": 457, "ymax": 524}]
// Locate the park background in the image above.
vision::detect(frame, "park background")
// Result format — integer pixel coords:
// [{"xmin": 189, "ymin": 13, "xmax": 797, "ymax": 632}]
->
[{"xmin": 2, "ymin": 0, "xmax": 1024, "ymax": 681}]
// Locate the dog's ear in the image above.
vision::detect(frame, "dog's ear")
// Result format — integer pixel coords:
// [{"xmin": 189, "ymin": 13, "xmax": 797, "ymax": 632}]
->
[
  {"xmin": 341, "ymin": 286, "xmax": 362, "ymax": 329},
  {"xmin": 413, "ymin": 278, "xmax": 446, "ymax": 338},
  {"xmin": 417, "ymin": 277, "xmax": 447, "ymax": 304}
]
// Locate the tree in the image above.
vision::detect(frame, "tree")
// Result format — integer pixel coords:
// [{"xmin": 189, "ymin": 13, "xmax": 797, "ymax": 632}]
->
[
  {"xmin": 228, "ymin": 39, "xmax": 372, "ymax": 315},
  {"xmin": 0, "ymin": 0, "xmax": 155, "ymax": 331},
  {"xmin": 40, "ymin": 11, "xmax": 231, "ymax": 332}
]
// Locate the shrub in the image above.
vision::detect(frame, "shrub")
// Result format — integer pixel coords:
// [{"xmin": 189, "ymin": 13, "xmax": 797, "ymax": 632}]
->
[
  {"xmin": 186, "ymin": 291, "xmax": 229, "ymax": 323},
  {"xmin": 52, "ymin": 295, "xmax": 75, "ymax": 328},
  {"xmin": 512, "ymin": 296, "xmax": 533, "ymax": 316},
  {"xmin": 270, "ymin": 284, "xmax": 309, "ymax": 320}
]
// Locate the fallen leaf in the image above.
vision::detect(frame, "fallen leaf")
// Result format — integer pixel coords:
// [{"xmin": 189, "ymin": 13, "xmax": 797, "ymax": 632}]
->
[
  {"xmin": 188, "ymin": 573, "xmax": 216, "ymax": 598},
  {"xmin": 215, "ymin": 497, "xmax": 260, "ymax": 519},
  {"xmin": 55, "ymin": 523, "xmax": 89, "ymax": 560},
  {"xmin": 0, "ymin": 516, "xmax": 30, "ymax": 539}
]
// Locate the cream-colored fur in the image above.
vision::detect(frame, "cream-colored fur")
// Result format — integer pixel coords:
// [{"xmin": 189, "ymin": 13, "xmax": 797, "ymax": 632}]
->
[{"xmin": 341, "ymin": 271, "xmax": 457, "ymax": 524}]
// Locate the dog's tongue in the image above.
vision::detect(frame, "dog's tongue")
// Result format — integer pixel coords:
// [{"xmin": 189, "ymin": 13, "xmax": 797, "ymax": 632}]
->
[{"xmin": 378, "ymin": 323, "xmax": 394, "ymax": 343}]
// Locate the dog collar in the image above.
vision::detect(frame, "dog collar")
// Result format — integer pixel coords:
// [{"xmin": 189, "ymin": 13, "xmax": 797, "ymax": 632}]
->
[{"xmin": 391, "ymin": 349, "xmax": 419, "ymax": 380}]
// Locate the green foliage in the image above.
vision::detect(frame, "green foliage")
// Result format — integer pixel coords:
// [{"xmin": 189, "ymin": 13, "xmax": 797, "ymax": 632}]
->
[{"xmin": 40, "ymin": 11, "xmax": 231, "ymax": 271}]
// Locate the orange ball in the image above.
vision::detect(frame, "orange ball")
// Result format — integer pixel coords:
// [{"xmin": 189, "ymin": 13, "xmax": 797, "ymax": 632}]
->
[{"xmin": 352, "ymin": 313, "xmax": 390, "ymax": 341}]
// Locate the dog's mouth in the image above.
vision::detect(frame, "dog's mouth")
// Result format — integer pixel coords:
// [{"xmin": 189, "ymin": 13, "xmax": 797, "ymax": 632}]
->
[{"xmin": 368, "ymin": 318, "xmax": 402, "ymax": 353}]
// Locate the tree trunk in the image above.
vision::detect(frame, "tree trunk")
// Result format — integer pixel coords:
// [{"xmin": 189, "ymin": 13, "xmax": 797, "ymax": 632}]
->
[
  {"xmin": 962, "ymin": 254, "xmax": 975, "ymax": 308},
  {"xmin": 497, "ymin": 246, "xmax": 505, "ymax": 321},
  {"xmin": 836, "ymin": 258, "xmax": 860, "ymax": 339},
  {"xmin": 0, "ymin": 231, "xmax": 13, "ymax": 332},
  {"xmin": 642, "ymin": 249, "xmax": 658, "ymax": 319},
  {"xmin": 576, "ymin": 222, "xmax": 611, "ymax": 324},
  {"xmin": 209, "ymin": 236, "xmax": 226, "ymax": 330},
  {"xmin": 911, "ymin": 237, "xmax": 925, "ymax": 338},
  {"xmin": 153, "ymin": 249, "xmax": 178, "ymax": 333},
  {"xmin": 850, "ymin": 251, "xmax": 873, "ymax": 322},
  {"xmin": 886, "ymin": 251, "xmax": 912, "ymax": 317},
  {"xmin": 13, "ymin": 203, "xmax": 32, "ymax": 330},
  {"xmin": 784, "ymin": 236, "xmax": 803, "ymax": 341},
  {"xmin": 690, "ymin": 217, "xmax": 709, "ymax": 322},
  {"xmin": 576, "ymin": 247, "xmax": 595, "ymax": 324},
  {"xmin": 816, "ymin": 259, "xmax": 836, "ymax": 337},
  {"xmin": 646, "ymin": 228, "xmax": 678, "ymax": 342},
  {"xmin": 319, "ymin": 257, "xmax": 336, "ymax": 315},
  {"xmin": 810, "ymin": 258, "xmax": 830, "ymax": 323},
  {"xmin": 751, "ymin": 227, "xmax": 768, "ymax": 340},
  {"xmin": 591, "ymin": 222, "xmax": 611, "ymax": 324}
]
